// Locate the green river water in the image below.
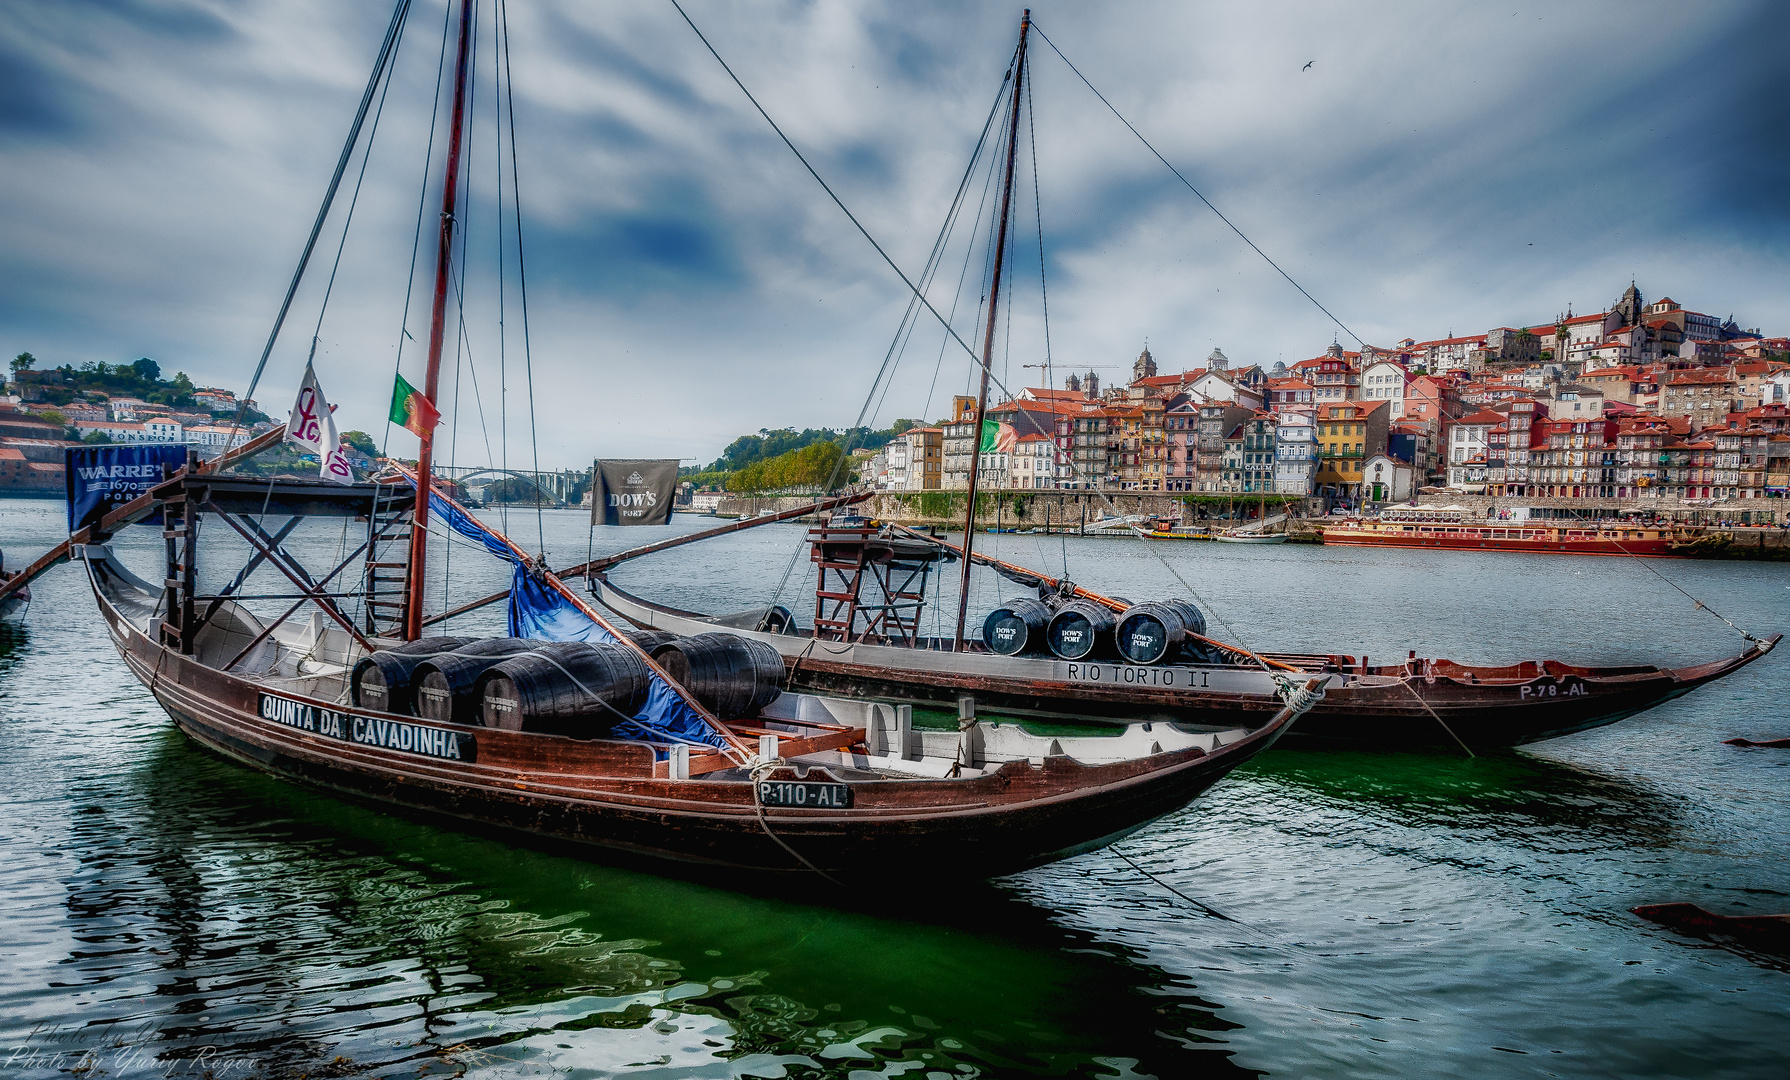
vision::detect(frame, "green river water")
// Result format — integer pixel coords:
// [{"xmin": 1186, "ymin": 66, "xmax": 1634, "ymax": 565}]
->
[{"xmin": 2, "ymin": 497, "xmax": 1786, "ymax": 1078}]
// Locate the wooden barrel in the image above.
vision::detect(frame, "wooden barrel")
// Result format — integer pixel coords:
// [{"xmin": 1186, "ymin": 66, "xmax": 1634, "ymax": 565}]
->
[
  {"xmin": 649, "ymin": 632, "xmax": 785, "ymax": 719},
  {"xmin": 350, "ymin": 637, "xmax": 481, "ymax": 714},
  {"xmin": 982, "ymin": 597, "xmax": 1053, "ymax": 656},
  {"xmin": 1115, "ymin": 600, "xmax": 1207, "ymax": 665},
  {"xmin": 619, "ymin": 628, "xmax": 681, "ymax": 653},
  {"xmin": 1046, "ymin": 600, "xmax": 1116, "ymax": 661},
  {"xmin": 412, "ymin": 639, "xmax": 539, "ymax": 724},
  {"xmin": 475, "ymin": 641, "xmax": 651, "ymax": 735}
]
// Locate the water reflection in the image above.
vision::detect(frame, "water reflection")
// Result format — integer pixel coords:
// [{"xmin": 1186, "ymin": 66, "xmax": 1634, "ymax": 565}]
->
[
  {"xmin": 1246, "ymin": 748, "xmax": 1685, "ymax": 848},
  {"xmin": 33, "ymin": 727, "xmax": 1260, "ymax": 1078}
]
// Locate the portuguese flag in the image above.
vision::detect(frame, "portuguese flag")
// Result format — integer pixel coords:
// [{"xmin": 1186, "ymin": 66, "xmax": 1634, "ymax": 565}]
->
[
  {"xmin": 388, "ymin": 373, "xmax": 439, "ymax": 438},
  {"xmin": 979, "ymin": 417, "xmax": 1017, "ymax": 454}
]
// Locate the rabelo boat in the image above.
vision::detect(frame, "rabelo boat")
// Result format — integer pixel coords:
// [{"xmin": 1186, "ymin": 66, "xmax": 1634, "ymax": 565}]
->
[{"xmin": 62, "ymin": 4, "xmax": 1317, "ymax": 885}]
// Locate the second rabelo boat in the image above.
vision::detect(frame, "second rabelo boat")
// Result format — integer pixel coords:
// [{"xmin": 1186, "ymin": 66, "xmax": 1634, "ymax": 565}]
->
[{"xmin": 562, "ymin": 10, "xmax": 1777, "ymax": 752}]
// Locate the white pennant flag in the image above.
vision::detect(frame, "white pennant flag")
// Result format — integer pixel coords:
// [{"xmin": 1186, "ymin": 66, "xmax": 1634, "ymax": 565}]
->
[
  {"xmin": 319, "ymin": 419, "xmax": 355, "ymax": 485},
  {"xmin": 286, "ymin": 362, "xmax": 355, "ymax": 485}
]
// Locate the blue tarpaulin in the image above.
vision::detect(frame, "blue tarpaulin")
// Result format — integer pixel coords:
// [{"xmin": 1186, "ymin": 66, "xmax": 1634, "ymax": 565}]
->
[
  {"xmin": 507, "ymin": 566, "xmax": 728, "ymax": 749},
  {"xmin": 411, "ymin": 478, "xmax": 729, "ymax": 751}
]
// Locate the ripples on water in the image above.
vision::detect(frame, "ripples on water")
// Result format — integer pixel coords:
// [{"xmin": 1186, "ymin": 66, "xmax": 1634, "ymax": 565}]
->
[{"xmin": 2, "ymin": 498, "xmax": 1786, "ymax": 1078}]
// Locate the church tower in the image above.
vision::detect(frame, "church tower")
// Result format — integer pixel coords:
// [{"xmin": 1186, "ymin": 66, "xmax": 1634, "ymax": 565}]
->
[
  {"xmin": 1614, "ymin": 282, "xmax": 1643, "ymax": 327},
  {"xmin": 1084, "ymin": 371, "xmax": 1100, "ymax": 399},
  {"xmin": 1207, "ymin": 346, "xmax": 1228, "ymax": 371},
  {"xmin": 1133, "ymin": 345, "xmax": 1157, "ymax": 382},
  {"xmin": 1065, "ymin": 372, "xmax": 1081, "ymax": 393}
]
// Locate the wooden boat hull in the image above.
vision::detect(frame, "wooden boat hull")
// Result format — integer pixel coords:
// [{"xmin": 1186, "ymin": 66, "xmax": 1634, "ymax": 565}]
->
[
  {"xmin": 1213, "ymin": 534, "xmax": 1287, "ymax": 544},
  {"xmin": 591, "ymin": 576, "xmax": 1779, "ymax": 750},
  {"xmin": 1322, "ymin": 525, "xmax": 1683, "ymax": 557},
  {"xmin": 1633, "ymin": 903, "xmax": 1790, "ymax": 952},
  {"xmin": 85, "ymin": 551, "xmax": 1289, "ymax": 882}
]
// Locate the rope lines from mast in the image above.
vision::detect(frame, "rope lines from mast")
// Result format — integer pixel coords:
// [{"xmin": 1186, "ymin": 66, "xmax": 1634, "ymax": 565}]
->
[
  {"xmin": 383, "ymin": 0, "xmax": 458, "ymax": 459},
  {"xmin": 306, "ymin": 15, "xmax": 408, "ymax": 373},
  {"xmin": 492, "ymin": 0, "xmax": 510, "ymax": 541},
  {"xmin": 1026, "ymin": 70, "xmax": 1055, "ymax": 407},
  {"xmin": 498, "ymin": 0, "xmax": 546, "ymax": 556},
  {"xmin": 229, "ymin": 0, "xmax": 414, "ymax": 450},
  {"xmin": 1027, "ymin": 21, "xmax": 1365, "ymax": 349},
  {"xmin": 924, "ymin": 87, "xmax": 1010, "ymax": 427},
  {"xmin": 755, "ymin": 65, "xmax": 1015, "ymax": 622},
  {"xmin": 669, "ymin": 3, "xmax": 1459, "ymax": 742},
  {"xmin": 670, "ymin": 1, "xmax": 1273, "ymax": 657},
  {"xmin": 869, "ymin": 74, "xmax": 1009, "ymax": 443},
  {"xmin": 667, "ymin": 0, "xmax": 1001, "ymax": 385}
]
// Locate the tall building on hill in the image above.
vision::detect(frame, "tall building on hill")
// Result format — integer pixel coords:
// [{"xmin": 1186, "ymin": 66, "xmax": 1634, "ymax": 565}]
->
[{"xmin": 1612, "ymin": 282, "xmax": 1644, "ymax": 328}]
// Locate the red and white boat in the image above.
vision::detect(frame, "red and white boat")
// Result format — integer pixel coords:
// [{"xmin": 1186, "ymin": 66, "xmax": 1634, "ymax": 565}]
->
[{"xmin": 1321, "ymin": 506, "xmax": 1699, "ymax": 557}]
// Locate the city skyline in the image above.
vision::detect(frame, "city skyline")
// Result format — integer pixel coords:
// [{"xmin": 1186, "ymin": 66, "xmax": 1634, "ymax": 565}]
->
[{"xmin": 2, "ymin": 0, "xmax": 1785, "ymax": 469}]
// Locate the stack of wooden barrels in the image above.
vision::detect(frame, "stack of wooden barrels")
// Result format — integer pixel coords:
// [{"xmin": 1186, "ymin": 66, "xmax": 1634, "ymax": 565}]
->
[
  {"xmin": 347, "ymin": 630, "xmax": 785, "ymax": 738},
  {"xmin": 982, "ymin": 595, "xmax": 1224, "ymax": 666}
]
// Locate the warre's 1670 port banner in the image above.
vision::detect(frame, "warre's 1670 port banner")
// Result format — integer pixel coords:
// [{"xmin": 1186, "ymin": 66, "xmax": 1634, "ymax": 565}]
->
[
  {"xmin": 591, "ymin": 459, "xmax": 678, "ymax": 526},
  {"xmin": 65, "ymin": 444, "xmax": 191, "ymax": 534}
]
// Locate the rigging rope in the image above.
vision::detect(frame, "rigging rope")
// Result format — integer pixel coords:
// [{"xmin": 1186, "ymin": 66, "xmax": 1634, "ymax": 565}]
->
[
  {"xmin": 499, "ymin": 0, "xmax": 547, "ymax": 556},
  {"xmin": 230, "ymin": 0, "xmax": 413, "ymax": 450},
  {"xmin": 306, "ymin": 20, "xmax": 406, "ymax": 375},
  {"xmin": 755, "ymin": 66, "xmax": 1013, "ymax": 623},
  {"xmin": 382, "ymin": 0, "xmax": 457, "ymax": 459},
  {"xmin": 1028, "ymin": 21, "xmax": 1366, "ymax": 350},
  {"xmin": 493, "ymin": 0, "xmax": 510, "ymax": 540},
  {"xmin": 924, "ymin": 89, "xmax": 1009, "ymax": 426},
  {"xmin": 671, "ymin": 4, "xmax": 1501, "ymax": 745},
  {"xmin": 667, "ymin": 0, "xmax": 1000, "ymax": 382}
]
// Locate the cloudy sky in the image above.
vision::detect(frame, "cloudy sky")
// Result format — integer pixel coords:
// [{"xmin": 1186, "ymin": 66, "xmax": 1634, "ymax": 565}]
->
[{"xmin": 2, "ymin": 0, "xmax": 1785, "ymax": 470}]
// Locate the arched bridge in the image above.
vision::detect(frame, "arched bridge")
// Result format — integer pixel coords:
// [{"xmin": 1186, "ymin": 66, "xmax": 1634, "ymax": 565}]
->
[{"xmin": 431, "ymin": 466, "xmax": 587, "ymax": 506}]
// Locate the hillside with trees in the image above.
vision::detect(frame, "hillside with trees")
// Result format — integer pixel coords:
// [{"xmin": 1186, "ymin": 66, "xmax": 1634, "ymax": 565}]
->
[
  {"xmin": 684, "ymin": 420, "xmax": 920, "ymax": 490},
  {"xmin": 7, "ymin": 351, "xmax": 269, "ymax": 422}
]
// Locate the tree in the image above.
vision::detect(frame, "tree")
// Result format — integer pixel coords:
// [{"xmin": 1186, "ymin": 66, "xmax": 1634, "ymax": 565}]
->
[
  {"xmin": 82, "ymin": 430, "xmax": 113, "ymax": 445},
  {"xmin": 341, "ymin": 429, "xmax": 378, "ymax": 457},
  {"xmin": 171, "ymin": 371, "xmax": 194, "ymax": 394},
  {"xmin": 132, "ymin": 357, "xmax": 161, "ymax": 382},
  {"xmin": 10, "ymin": 352, "xmax": 35, "ymax": 374},
  {"xmin": 37, "ymin": 408, "xmax": 66, "ymax": 426}
]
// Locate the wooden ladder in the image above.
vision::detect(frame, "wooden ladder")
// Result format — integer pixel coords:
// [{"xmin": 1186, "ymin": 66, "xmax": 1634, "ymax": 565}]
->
[{"xmin": 362, "ymin": 483, "xmax": 415, "ymax": 639}]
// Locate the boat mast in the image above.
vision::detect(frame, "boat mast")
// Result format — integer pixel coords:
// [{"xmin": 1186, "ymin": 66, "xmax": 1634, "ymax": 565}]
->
[
  {"xmin": 405, "ymin": 0, "xmax": 477, "ymax": 641},
  {"xmin": 953, "ymin": 9, "xmax": 1030, "ymax": 651}
]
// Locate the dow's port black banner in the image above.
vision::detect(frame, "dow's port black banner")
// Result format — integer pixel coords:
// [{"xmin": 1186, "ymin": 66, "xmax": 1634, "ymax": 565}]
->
[
  {"xmin": 65, "ymin": 444, "xmax": 189, "ymax": 534},
  {"xmin": 592, "ymin": 459, "xmax": 678, "ymax": 526}
]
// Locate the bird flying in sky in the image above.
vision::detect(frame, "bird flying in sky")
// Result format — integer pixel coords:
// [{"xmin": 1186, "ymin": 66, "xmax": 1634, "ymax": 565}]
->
[{"xmin": 1303, "ymin": 60, "xmax": 1314, "ymax": 70}]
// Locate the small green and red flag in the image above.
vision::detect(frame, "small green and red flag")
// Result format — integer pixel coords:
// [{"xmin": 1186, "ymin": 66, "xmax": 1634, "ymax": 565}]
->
[{"xmin": 388, "ymin": 373, "xmax": 439, "ymax": 438}]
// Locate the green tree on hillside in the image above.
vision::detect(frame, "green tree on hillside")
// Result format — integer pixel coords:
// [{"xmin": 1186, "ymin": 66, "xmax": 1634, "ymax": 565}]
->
[
  {"xmin": 729, "ymin": 440, "xmax": 855, "ymax": 493},
  {"xmin": 341, "ymin": 430, "xmax": 378, "ymax": 457},
  {"xmin": 10, "ymin": 352, "xmax": 35, "ymax": 374}
]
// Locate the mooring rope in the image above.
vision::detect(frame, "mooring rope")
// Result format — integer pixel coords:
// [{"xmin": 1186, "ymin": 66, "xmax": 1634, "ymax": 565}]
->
[{"xmin": 750, "ymin": 757, "xmax": 846, "ymax": 886}]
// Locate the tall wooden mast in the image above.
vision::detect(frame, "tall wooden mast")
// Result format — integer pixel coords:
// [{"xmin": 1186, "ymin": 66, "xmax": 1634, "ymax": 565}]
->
[
  {"xmin": 953, "ymin": 10, "xmax": 1030, "ymax": 651},
  {"xmin": 404, "ymin": 0, "xmax": 476, "ymax": 641}
]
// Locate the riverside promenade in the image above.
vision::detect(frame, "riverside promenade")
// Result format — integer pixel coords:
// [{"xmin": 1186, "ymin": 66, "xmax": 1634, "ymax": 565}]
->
[{"xmin": 711, "ymin": 491, "xmax": 1790, "ymax": 557}]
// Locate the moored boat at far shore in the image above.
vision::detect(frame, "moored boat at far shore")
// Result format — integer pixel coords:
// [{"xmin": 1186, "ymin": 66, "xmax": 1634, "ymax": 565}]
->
[{"xmin": 1322, "ymin": 506, "xmax": 1700, "ymax": 557}]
